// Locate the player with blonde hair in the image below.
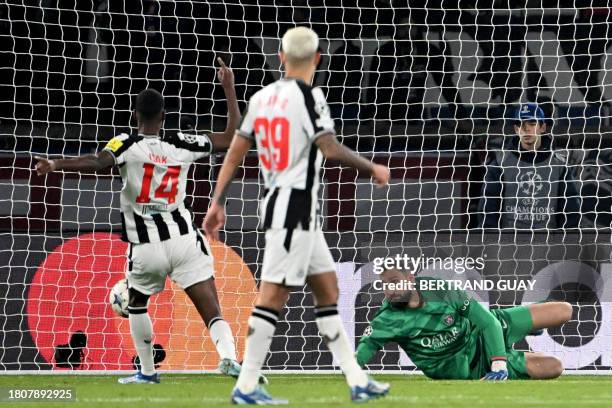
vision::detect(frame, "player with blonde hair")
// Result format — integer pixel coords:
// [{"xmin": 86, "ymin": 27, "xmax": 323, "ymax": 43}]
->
[{"xmin": 204, "ymin": 27, "xmax": 391, "ymax": 404}]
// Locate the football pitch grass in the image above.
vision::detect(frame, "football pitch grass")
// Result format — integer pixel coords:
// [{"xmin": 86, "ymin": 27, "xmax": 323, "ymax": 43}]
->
[{"xmin": 0, "ymin": 374, "xmax": 610, "ymax": 407}]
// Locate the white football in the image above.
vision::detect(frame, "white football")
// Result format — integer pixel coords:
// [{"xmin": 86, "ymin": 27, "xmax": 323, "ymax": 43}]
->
[{"xmin": 109, "ymin": 279, "xmax": 129, "ymax": 318}]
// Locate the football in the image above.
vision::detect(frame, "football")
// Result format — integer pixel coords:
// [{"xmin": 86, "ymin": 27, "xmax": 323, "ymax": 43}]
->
[{"xmin": 109, "ymin": 279, "xmax": 129, "ymax": 318}]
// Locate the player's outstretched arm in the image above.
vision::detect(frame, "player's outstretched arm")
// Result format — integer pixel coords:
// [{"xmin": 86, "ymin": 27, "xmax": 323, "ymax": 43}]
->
[
  {"xmin": 34, "ymin": 150, "xmax": 115, "ymax": 176},
  {"xmin": 315, "ymin": 133, "xmax": 390, "ymax": 187},
  {"xmin": 202, "ymin": 134, "xmax": 253, "ymax": 241},
  {"xmin": 355, "ymin": 321, "xmax": 390, "ymax": 368},
  {"xmin": 208, "ymin": 57, "xmax": 240, "ymax": 151}
]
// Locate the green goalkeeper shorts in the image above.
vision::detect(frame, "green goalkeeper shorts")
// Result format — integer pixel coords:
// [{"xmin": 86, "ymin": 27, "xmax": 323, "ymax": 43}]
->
[
  {"xmin": 491, "ymin": 305, "xmax": 534, "ymax": 346},
  {"xmin": 490, "ymin": 305, "xmax": 534, "ymax": 379}
]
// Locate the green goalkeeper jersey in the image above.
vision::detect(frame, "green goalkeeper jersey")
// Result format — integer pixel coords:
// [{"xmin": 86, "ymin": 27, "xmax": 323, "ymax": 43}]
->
[{"xmin": 356, "ymin": 277, "xmax": 508, "ymax": 379}]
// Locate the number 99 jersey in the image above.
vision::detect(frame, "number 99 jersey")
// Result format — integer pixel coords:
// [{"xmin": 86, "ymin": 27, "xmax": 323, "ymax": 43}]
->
[
  {"xmin": 102, "ymin": 132, "xmax": 212, "ymax": 244},
  {"xmin": 237, "ymin": 78, "xmax": 335, "ymax": 231}
]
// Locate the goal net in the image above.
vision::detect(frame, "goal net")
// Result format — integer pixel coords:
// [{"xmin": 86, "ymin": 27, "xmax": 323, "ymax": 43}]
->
[{"xmin": 1, "ymin": 2, "xmax": 611, "ymax": 373}]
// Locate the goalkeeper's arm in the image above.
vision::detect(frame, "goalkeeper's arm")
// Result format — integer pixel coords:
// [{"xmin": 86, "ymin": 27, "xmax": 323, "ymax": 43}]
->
[
  {"xmin": 355, "ymin": 321, "xmax": 391, "ymax": 367},
  {"xmin": 35, "ymin": 150, "xmax": 115, "ymax": 175},
  {"xmin": 465, "ymin": 300, "xmax": 508, "ymax": 379}
]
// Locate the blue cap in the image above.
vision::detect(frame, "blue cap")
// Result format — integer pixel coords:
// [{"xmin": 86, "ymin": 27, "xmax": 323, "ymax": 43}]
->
[{"xmin": 516, "ymin": 103, "xmax": 545, "ymax": 122}]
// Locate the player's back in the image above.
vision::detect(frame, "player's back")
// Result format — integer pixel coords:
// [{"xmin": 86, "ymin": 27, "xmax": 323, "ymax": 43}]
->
[
  {"xmin": 238, "ymin": 78, "xmax": 335, "ymax": 231},
  {"xmin": 103, "ymin": 132, "xmax": 213, "ymax": 243}
]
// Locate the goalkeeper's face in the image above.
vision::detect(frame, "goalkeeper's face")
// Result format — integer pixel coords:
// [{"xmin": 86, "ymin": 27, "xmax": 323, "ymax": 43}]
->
[{"xmin": 380, "ymin": 268, "xmax": 415, "ymax": 305}]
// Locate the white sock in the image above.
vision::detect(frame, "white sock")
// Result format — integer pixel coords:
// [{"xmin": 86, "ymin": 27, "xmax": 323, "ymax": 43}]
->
[
  {"xmin": 235, "ymin": 306, "xmax": 278, "ymax": 393},
  {"xmin": 316, "ymin": 305, "xmax": 368, "ymax": 387},
  {"xmin": 128, "ymin": 306, "xmax": 155, "ymax": 376},
  {"xmin": 208, "ymin": 317, "xmax": 237, "ymax": 361}
]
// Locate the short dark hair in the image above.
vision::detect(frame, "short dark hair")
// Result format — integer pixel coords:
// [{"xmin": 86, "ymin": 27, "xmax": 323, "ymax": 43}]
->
[{"xmin": 135, "ymin": 89, "xmax": 164, "ymax": 121}]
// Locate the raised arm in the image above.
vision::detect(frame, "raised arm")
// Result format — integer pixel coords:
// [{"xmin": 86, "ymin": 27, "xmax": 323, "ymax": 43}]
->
[
  {"xmin": 202, "ymin": 134, "xmax": 253, "ymax": 240},
  {"xmin": 208, "ymin": 58, "xmax": 240, "ymax": 151},
  {"xmin": 35, "ymin": 150, "xmax": 115, "ymax": 176},
  {"xmin": 315, "ymin": 133, "xmax": 390, "ymax": 187}
]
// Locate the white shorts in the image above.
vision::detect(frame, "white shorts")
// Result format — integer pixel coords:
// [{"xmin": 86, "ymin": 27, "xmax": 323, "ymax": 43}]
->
[
  {"xmin": 261, "ymin": 228, "xmax": 336, "ymax": 286},
  {"xmin": 126, "ymin": 231, "xmax": 214, "ymax": 295}
]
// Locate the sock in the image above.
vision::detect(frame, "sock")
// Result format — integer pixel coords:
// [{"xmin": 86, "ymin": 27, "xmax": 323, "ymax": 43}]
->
[
  {"xmin": 208, "ymin": 317, "xmax": 237, "ymax": 361},
  {"xmin": 128, "ymin": 306, "xmax": 155, "ymax": 376},
  {"xmin": 235, "ymin": 306, "xmax": 279, "ymax": 393},
  {"xmin": 316, "ymin": 304, "xmax": 368, "ymax": 388}
]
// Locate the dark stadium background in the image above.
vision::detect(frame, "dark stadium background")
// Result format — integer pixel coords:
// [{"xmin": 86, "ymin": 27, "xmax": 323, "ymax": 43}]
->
[{"xmin": 0, "ymin": 1, "xmax": 611, "ymax": 371}]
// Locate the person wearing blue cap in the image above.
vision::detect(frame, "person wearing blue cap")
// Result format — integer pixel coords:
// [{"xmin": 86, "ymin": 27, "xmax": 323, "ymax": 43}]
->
[
  {"xmin": 515, "ymin": 103, "xmax": 546, "ymax": 151},
  {"xmin": 477, "ymin": 103, "xmax": 581, "ymax": 230}
]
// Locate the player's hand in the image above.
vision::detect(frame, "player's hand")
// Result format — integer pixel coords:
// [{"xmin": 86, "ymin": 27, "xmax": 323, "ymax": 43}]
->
[
  {"xmin": 481, "ymin": 359, "xmax": 508, "ymax": 381},
  {"xmin": 371, "ymin": 164, "xmax": 390, "ymax": 187},
  {"xmin": 34, "ymin": 156, "xmax": 56, "ymax": 175},
  {"xmin": 202, "ymin": 201, "xmax": 226, "ymax": 242},
  {"xmin": 217, "ymin": 57, "xmax": 234, "ymax": 90}
]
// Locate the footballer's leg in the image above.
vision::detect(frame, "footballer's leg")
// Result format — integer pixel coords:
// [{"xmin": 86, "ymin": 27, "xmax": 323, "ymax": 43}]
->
[
  {"xmin": 528, "ymin": 302, "xmax": 573, "ymax": 331},
  {"xmin": 494, "ymin": 303, "xmax": 570, "ymax": 380},
  {"xmin": 307, "ymin": 229, "xmax": 389, "ymax": 402},
  {"xmin": 171, "ymin": 232, "xmax": 256, "ymax": 380},
  {"xmin": 184, "ymin": 277, "xmax": 268, "ymax": 383},
  {"xmin": 185, "ymin": 278, "xmax": 237, "ymax": 363},
  {"xmin": 119, "ymin": 242, "xmax": 166, "ymax": 384},
  {"xmin": 118, "ymin": 286, "xmax": 160, "ymax": 384},
  {"xmin": 232, "ymin": 282, "xmax": 290, "ymax": 404},
  {"xmin": 525, "ymin": 352, "xmax": 564, "ymax": 379},
  {"xmin": 493, "ymin": 302, "xmax": 572, "ymax": 346},
  {"xmin": 232, "ymin": 227, "xmax": 308, "ymax": 404}
]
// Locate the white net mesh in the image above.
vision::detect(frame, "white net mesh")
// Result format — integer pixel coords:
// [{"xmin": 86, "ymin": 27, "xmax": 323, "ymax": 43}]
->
[{"xmin": 0, "ymin": 2, "xmax": 611, "ymax": 372}]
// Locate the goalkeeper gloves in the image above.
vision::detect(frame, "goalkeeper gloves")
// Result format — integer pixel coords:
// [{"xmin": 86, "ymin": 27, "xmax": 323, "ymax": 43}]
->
[{"xmin": 481, "ymin": 358, "xmax": 508, "ymax": 381}]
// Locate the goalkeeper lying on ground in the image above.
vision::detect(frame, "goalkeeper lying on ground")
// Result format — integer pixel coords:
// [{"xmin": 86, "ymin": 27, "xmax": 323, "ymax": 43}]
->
[{"xmin": 356, "ymin": 267, "xmax": 572, "ymax": 380}]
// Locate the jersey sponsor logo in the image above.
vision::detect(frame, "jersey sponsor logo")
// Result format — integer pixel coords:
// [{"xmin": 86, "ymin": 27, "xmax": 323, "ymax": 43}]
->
[
  {"xmin": 443, "ymin": 314, "xmax": 455, "ymax": 326},
  {"xmin": 460, "ymin": 299, "xmax": 470, "ymax": 312},
  {"xmin": 420, "ymin": 327, "xmax": 460, "ymax": 349},
  {"xmin": 105, "ymin": 137, "xmax": 124, "ymax": 153},
  {"xmin": 140, "ymin": 204, "xmax": 169, "ymax": 215},
  {"xmin": 148, "ymin": 153, "xmax": 167, "ymax": 164}
]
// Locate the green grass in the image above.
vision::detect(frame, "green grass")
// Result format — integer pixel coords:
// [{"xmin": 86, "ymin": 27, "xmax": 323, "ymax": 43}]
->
[{"xmin": 0, "ymin": 375, "xmax": 611, "ymax": 407}]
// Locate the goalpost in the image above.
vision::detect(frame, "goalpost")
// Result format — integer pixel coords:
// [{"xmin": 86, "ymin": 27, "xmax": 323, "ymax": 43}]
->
[{"xmin": 0, "ymin": 3, "xmax": 611, "ymax": 374}]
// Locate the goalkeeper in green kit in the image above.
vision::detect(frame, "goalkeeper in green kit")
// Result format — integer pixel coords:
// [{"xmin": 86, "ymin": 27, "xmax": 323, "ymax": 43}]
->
[{"xmin": 356, "ymin": 268, "xmax": 572, "ymax": 380}]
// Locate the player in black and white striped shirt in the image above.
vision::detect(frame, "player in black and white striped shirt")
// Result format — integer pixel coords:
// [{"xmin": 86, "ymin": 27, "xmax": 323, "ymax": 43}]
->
[
  {"xmin": 204, "ymin": 27, "xmax": 390, "ymax": 404},
  {"xmin": 35, "ymin": 59, "xmax": 262, "ymax": 384}
]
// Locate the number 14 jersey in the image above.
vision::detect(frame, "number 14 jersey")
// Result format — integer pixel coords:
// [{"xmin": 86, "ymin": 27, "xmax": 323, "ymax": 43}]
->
[
  {"xmin": 237, "ymin": 78, "xmax": 335, "ymax": 231},
  {"xmin": 103, "ymin": 132, "xmax": 213, "ymax": 244}
]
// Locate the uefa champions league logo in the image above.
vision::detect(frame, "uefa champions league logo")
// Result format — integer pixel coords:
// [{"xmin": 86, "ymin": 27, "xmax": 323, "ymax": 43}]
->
[{"xmin": 519, "ymin": 171, "xmax": 543, "ymax": 195}]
